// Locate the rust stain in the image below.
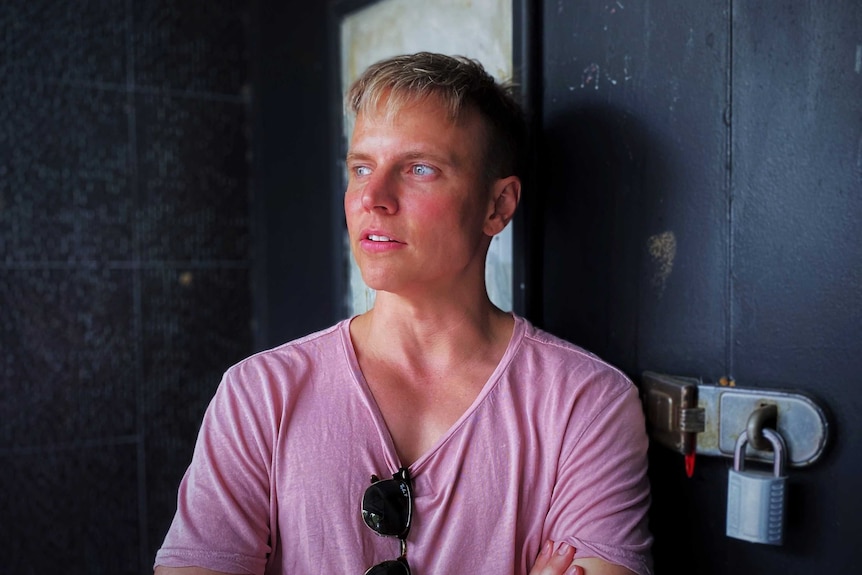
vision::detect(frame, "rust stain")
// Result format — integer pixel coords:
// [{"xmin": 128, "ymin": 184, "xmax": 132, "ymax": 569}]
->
[{"xmin": 647, "ymin": 230, "xmax": 676, "ymax": 295}]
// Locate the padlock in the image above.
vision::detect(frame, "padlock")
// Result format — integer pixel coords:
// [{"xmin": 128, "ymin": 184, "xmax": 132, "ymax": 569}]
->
[{"xmin": 726, "ymin": 428, "xmax": 787, "ymax": 545}]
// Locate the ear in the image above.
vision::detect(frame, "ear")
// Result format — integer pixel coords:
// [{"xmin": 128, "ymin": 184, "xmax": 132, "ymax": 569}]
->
[{"xmin": 484, "ymin": 176, "xmax": 521, "ymax": 237}]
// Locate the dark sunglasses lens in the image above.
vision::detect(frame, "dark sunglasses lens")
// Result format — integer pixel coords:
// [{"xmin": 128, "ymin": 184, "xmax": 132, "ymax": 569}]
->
[
  {"xmin": 362, "ymin": 479, "xmax": 410, "ymax": 536},
  {"xmin": 365, "ymin": 558, "xmax": 411, "ymax": 575}
]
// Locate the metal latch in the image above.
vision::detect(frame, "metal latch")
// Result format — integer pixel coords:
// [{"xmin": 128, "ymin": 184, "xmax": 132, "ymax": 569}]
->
[{"xmin": 641, "ymin": 371, "xmax": 830, "ymax": 467}]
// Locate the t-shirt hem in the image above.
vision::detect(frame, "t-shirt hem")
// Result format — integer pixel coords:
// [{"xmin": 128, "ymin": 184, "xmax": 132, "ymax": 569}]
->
[{"xmin": 154, "ymin": 548, "xmax": 265, "ymax": 575}]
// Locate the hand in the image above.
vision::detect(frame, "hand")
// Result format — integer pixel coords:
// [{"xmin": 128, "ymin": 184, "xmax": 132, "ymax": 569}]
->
[{"xmin": 529, "ymin": 540, "xmax": 584, "ymax": 575}]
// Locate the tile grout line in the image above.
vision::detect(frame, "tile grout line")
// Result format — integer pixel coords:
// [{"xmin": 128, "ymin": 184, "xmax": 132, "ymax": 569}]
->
[{"xmin": 124, "ymin": 0, "xmax": 151, "ymax": 570}]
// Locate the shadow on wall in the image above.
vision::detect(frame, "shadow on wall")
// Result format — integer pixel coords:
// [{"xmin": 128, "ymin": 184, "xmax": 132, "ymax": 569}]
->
[
  {"xmin": 540, "ymin": 103, "xmax": 667, "ymax": 374},
  {"xmin": 541, "ymin": 104, "xmax": 715, "ymax": 573}
]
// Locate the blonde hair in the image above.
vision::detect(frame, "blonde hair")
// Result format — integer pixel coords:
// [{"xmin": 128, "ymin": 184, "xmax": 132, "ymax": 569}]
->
[{"xmin": 347, "ymin": 52, "xmax": 526, "ymax": 179}]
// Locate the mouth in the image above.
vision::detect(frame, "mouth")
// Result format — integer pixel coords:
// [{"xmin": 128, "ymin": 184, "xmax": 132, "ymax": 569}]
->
[
  {"xmin": 365, "ymin": 233, "xmax": 402, "ymax": 243},
  {"xmin": 359, "ymin": 231, "xmax": 405, "ymax": 252}
]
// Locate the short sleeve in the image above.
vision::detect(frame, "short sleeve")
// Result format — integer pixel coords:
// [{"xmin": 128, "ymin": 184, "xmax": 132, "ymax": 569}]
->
[
  {"xmin": 154, "ymin": 365, "xmax": 276, "ymax": 575},
  {"xmin": 546, "ymin": 377, "xmax": 653, "ymax": 575}
]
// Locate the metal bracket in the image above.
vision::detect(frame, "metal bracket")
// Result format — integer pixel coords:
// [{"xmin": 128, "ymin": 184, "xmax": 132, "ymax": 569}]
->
[{"xmin": 641, "ymin": 371, "xmax": 830, "ymax": 467}]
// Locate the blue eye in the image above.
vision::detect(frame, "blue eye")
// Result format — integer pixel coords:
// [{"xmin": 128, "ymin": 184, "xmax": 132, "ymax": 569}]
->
[
  {"xmin": 354, "ymin": 166, "xmax": 371, "ymax": 177},
  {"xmin": 411, "ymin": 164, "xmax": 435, "ymax": 176}
]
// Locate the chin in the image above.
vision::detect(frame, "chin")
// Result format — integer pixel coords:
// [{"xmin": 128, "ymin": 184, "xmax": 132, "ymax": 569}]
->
[
  {"xmin": 358, "ymin": 272, "xmax": 396, "ymax": 292},
  {"xmin": 362, "ymin": 273, "xmax": 423, "ymax": 296}
]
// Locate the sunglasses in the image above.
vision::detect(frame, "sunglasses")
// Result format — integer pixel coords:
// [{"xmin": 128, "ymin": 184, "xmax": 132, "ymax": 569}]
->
[{"xmin": 361, "ymin": 467, "xmax": 413, "ymax": 575}]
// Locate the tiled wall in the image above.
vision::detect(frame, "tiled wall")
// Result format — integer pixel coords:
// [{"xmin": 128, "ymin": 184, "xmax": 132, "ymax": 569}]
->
[{"xmin": 0, "ymin": 1, "xmax": 253, "ymax": 572}]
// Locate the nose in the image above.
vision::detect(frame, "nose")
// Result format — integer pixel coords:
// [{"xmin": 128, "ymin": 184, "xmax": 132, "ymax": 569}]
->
[{"xmin": 360, "ymin": 170, "xmax": 398, "ymax": 214}]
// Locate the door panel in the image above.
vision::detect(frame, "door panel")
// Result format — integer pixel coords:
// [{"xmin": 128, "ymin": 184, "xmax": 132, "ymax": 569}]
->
[
  {"xmin": 729, "ymin": 2, "xmax": 862, "ymax": 569},
  {"xmin": 540, "ymin": 1, "xmax": 861, "ymax": 572},
  {"xmin": 541, "ymin": 0, "xmax": 730, "ymax": 379}
]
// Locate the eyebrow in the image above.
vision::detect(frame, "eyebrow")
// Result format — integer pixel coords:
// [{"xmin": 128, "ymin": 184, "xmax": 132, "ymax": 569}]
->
[{"xmin": 346, "ymin": 149, "xmax": 461, "ymax": 169}]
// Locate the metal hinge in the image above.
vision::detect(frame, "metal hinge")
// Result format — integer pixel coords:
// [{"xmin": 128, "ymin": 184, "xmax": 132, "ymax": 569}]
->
[{"xmin": 641, "ymin": 371, "xmax": 830, "ymax": 467}]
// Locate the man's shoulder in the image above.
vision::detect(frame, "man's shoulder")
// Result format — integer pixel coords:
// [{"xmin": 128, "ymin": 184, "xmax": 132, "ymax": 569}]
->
[
  {"xmin": 518, "ymin": 317, "xmax": 624, "ymax": 366},
  {"xmin": 225, "ymin": 319, "xmax": 350, "ymax": 378}
]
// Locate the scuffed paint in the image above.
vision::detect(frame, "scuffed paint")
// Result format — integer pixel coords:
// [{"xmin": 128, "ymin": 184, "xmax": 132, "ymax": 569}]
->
[
  {"xmin": 648, "ymin": 231, "xmax": 677, "ymax": 295},
  {"xmin": 608, "ymin": 1, "xmax": 625, "ymax": 14},
  {"xmin": 581, "ymin": 63, "xmax": 601, "ymax": 90},
  {"xmin": 576, "ymin": 56, "xmax": 633, "ymax": 91}
]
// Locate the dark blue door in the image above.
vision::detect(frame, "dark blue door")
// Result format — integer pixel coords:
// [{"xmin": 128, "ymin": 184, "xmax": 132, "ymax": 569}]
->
[{"xmin": 538, "ymin": 1, "xmax": 861, "ymax": 573}]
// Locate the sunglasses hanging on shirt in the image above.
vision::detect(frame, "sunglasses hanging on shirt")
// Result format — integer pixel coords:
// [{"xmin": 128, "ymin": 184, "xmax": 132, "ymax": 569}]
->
[{"xmin": 361, "ymin": 467, "xmax": 413, "ymax": 575}]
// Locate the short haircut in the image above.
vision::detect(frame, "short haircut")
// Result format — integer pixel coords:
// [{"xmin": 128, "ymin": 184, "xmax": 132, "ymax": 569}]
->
[{"xmin": 346, "ymin": 52, "xmax": 527, "ymax": 181}]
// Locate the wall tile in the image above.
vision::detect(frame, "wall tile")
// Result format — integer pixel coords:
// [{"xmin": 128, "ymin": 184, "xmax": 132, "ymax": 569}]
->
[
  {"xmin": 0, "ymin": 1, "xmax": 127, "ymax": 85},
  {"xmin": 0, "ymin": 268, "xmax": 137, "ymax": 448},
  {"xmin": 0, "ymin": 444, "xmax": 140, "ymax": 575},
  {"xmin": 0, "ymin": 83, "xmax": 133, "ymax": 263},
  {"xmin": 133, "ymin": 0, "xmax": 247, "ymax": 94},
  {"xmin": 135, "ymin": 93, "xmax": 249, "ymax": 262}
]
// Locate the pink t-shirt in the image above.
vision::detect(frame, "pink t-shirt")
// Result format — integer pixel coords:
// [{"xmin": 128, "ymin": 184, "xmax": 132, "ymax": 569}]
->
[{"xmin": 155, "ymin": 315, "xmax": 653, "ymax": 574}]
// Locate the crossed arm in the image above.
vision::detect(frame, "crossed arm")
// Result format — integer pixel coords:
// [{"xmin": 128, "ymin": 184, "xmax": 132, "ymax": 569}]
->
[
  {"xmin": 530, "ymin": 540, "xmax": 637, "ymax": 575},
  {"xmin": 154, "ymin": 539, "xmax": 635, "ymax": 575}
]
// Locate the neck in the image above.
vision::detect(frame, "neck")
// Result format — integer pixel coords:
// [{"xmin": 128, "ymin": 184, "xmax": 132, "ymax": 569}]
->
[{"xmin": 351, "ymin": 293, "xmax": 513, "ymax": 375}]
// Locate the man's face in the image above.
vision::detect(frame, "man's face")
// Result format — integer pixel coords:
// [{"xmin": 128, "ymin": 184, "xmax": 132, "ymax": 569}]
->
[{"xmin": 344, "ymin": 96, "xmax": 496, "ymax": 299}]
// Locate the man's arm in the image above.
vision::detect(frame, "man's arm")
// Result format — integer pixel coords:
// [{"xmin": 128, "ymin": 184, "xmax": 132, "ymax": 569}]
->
[
  {"xmin": 529, "ymin": 540, "xmax": 636, "ymax": 575},
  {"xmin": 154, "ymin": 567, "xmax": 235, "ymax": 575},
  {"xmin": 571, "ymin": 558, "xmax": 637, "ymax": 575},
  {"xmin": 529, "ymin": 541, "xmax": 581, "ymax": 575}
]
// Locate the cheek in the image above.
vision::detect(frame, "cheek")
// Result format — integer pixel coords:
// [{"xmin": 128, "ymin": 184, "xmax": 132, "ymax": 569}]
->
[
  {"xmin": 454, "ymin": 194, "xmax": 491, "ymax": 230},
  {"xmin": 414, "ymin": 196, "xmax": 451, "ymax": 219},
  {"xmin": 407, "ymin": 197, "xmax": 462, "ymax": 238},
  {"xmin": 344, "ymin": 189, "xmax": 362, "ymax": 226},
  {"xmin": 417, "ymin": 197, "xmax": 487, "ymax": 246}
]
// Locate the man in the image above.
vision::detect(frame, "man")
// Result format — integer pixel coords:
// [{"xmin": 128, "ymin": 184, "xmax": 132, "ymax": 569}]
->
[{"xmin": 154, "ymin": 52, "xmax": 652, "ymax": 575}]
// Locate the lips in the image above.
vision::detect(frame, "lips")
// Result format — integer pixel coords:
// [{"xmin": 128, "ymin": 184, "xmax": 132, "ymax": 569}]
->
[
  {"xmin": 359, "ymin": 229, "xmax": 405, "ymax": 253},
  {"xmin": 362, "ymin": 229, "xmax": 403, "ymax": 244}
]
